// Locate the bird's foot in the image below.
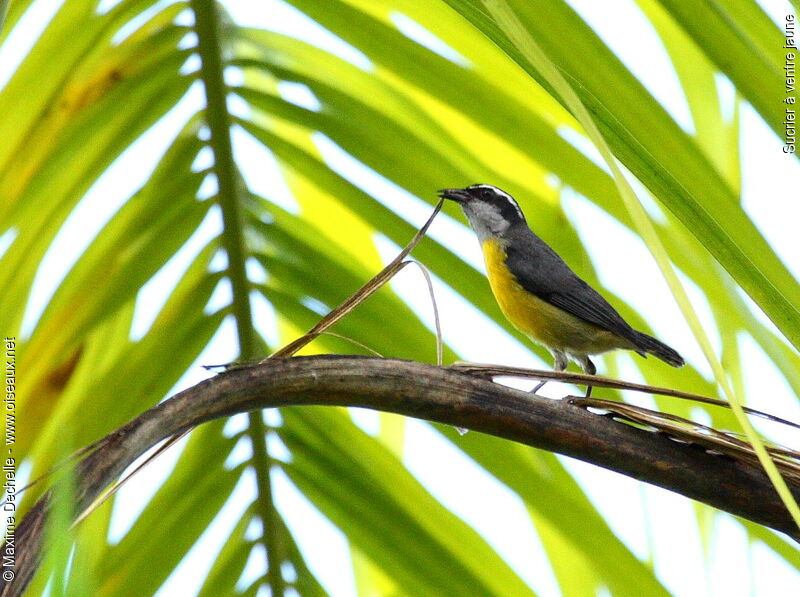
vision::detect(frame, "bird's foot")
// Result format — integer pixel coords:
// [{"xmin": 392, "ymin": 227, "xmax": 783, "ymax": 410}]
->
[{"xmin": 531, "ymin": 380, "xmax": 547, "ymax": 394}]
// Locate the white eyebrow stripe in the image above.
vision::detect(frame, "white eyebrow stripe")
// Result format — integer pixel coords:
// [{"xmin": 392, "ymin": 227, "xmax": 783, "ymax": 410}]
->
[
  {"xmin": 508, "ymin": 201, "xmax": 524, "ymax": 219},
  {"xmin": 469, "ymin": 184, "xmax": 524, "ymax": 220}
]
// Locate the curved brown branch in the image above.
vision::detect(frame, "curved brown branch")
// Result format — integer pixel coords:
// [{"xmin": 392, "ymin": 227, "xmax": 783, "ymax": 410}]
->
[{"xmin": 6, "ymin": 355, "xmax": 800, "ymax": 595}]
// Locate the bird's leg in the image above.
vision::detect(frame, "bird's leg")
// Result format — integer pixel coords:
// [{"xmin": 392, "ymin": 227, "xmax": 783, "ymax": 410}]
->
[
  {"xmin": 578, "ymin": 356, "xmax": 596, "ymax": 397},
  {"xmin": 532, "ymin": 350, "xmax": 568, "ymax": 394}
]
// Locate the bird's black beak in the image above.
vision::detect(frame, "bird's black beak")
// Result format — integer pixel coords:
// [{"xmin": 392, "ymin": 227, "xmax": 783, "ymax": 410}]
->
[{"xmin": 437, "ymin": 187, "xmax": 471, "ymax": 204}]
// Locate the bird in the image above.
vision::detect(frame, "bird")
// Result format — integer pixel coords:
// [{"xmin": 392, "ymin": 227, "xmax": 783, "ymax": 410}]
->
[{"xmin": 438, "ymin": 184, "xmax": 684, "ymax": 396}]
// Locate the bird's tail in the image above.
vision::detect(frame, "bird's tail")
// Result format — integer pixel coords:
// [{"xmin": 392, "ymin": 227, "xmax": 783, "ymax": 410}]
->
[{"xmin": 631, "ymin": 330, "xmax": 684, "ymax": 368}]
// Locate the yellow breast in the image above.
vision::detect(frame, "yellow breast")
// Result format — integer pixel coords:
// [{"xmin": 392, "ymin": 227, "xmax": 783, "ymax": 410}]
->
[{"xmin": 481, "ymin": 238, "xmax": 626, "ymax": 354}]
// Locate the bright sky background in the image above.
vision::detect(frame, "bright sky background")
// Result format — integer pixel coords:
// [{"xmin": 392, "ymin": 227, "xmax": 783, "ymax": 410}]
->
[{"xmin": 3, "ymin": 0, "xmax": 799, "ymax": 595}]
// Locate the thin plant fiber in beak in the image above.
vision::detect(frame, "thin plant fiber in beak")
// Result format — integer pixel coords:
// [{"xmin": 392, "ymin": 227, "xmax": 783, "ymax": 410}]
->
[{"xmin": 437, "ymin": 188, "xmax": 471, "ymax": 203}]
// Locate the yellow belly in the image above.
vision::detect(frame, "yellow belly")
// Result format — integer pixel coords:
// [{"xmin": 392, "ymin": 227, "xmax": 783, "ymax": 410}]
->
[{"xmin": 482, "ymin": 238, "xmax": 627, "ymax": 355}]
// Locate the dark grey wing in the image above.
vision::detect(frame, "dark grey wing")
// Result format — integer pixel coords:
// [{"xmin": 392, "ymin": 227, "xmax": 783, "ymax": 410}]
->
[{"xmin": 504, "ymin": 229, "xmax": 637, "ymax": 342}]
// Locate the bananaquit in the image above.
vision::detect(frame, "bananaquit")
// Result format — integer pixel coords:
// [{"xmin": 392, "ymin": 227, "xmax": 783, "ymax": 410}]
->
[{"xmin": 439, "ymin": 184, "xmax": 684, "ymax": 395}]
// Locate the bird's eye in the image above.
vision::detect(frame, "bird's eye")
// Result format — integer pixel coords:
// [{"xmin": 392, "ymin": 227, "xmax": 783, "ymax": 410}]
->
[{"xmin": 482, "ymin": 189, "xmax": 492, "ymax": 198}]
